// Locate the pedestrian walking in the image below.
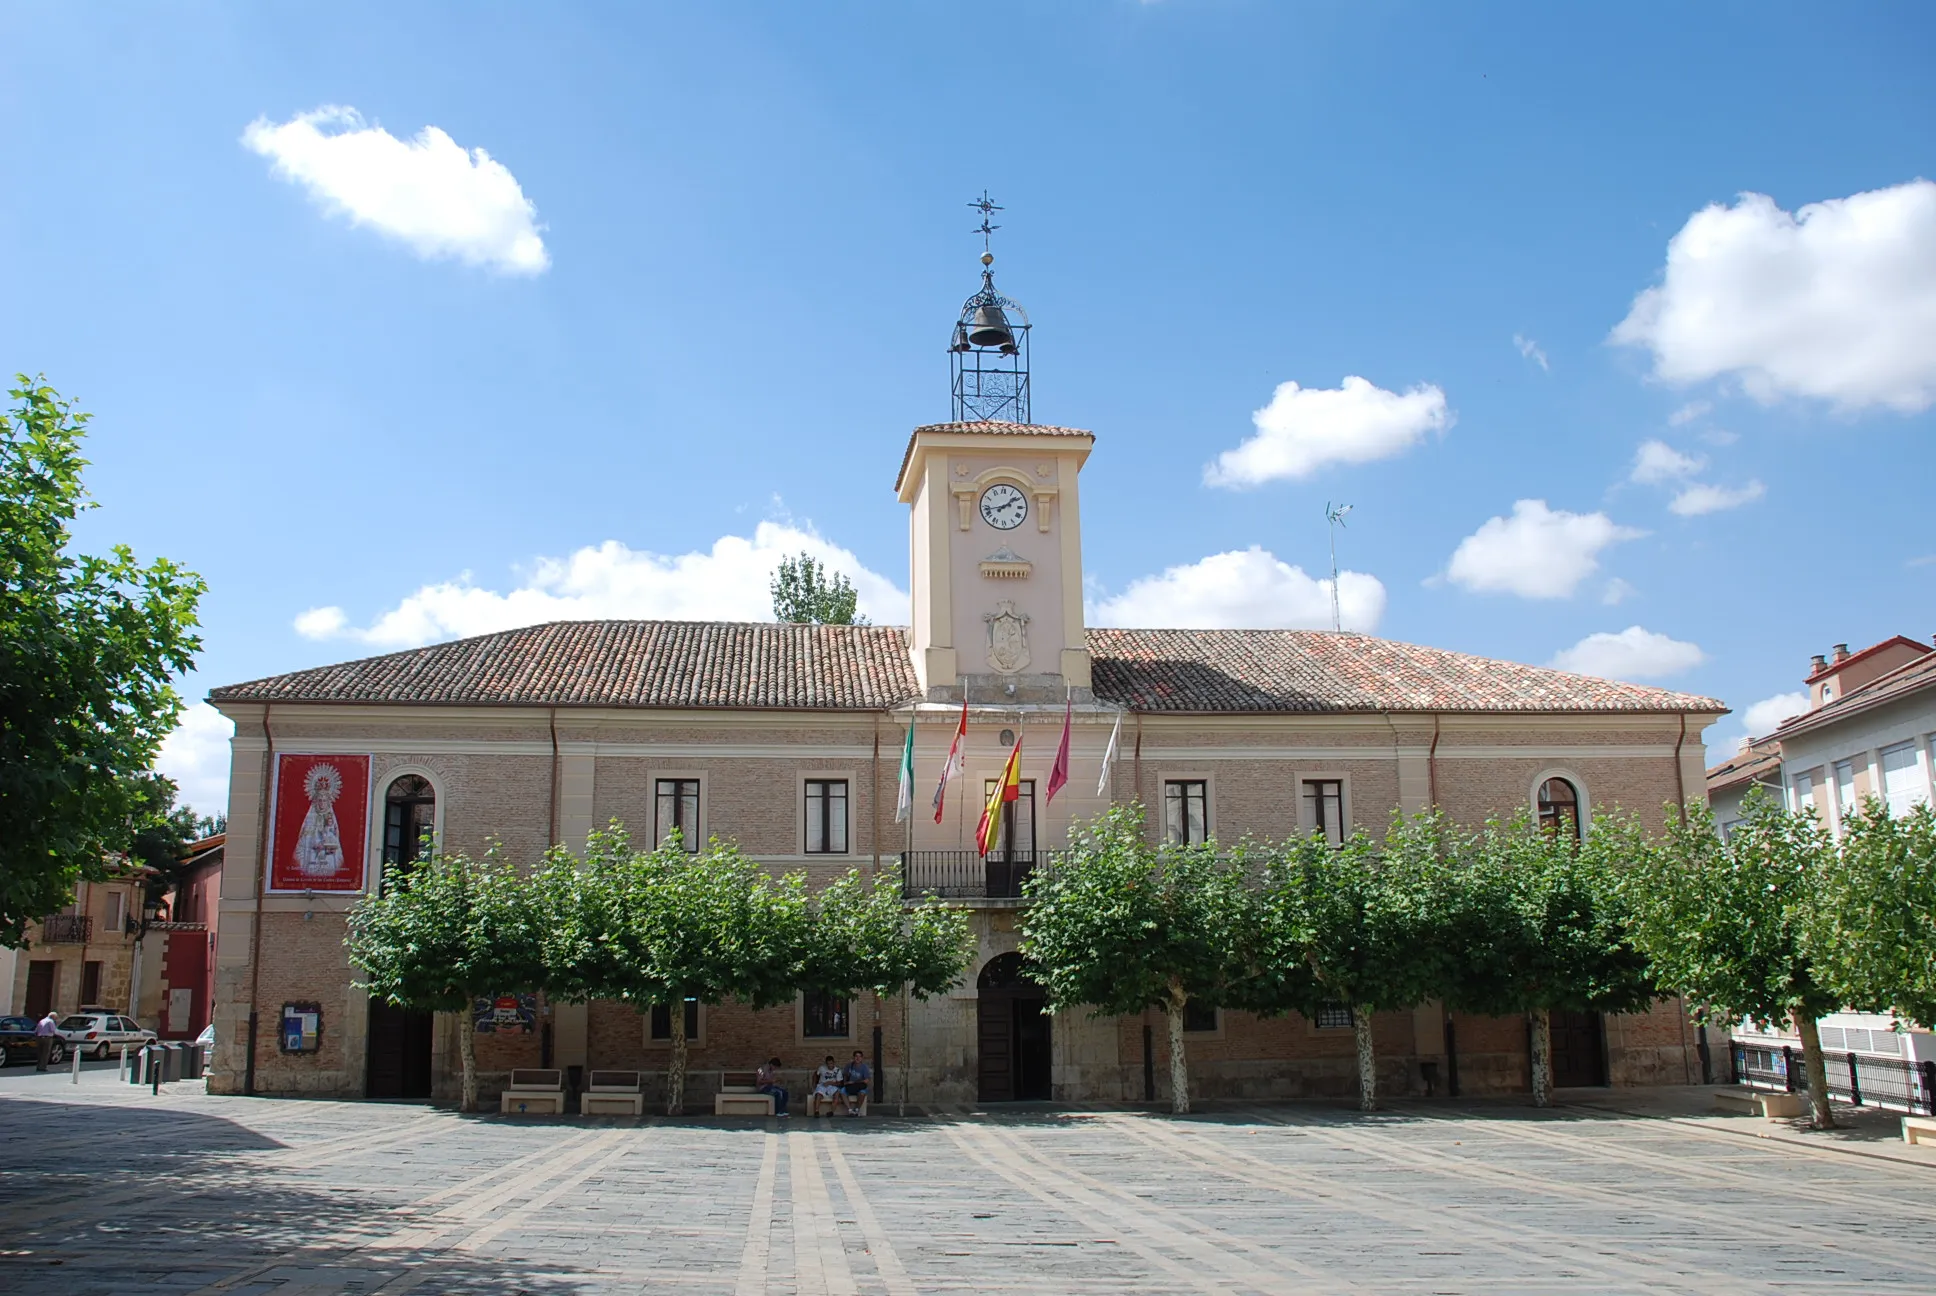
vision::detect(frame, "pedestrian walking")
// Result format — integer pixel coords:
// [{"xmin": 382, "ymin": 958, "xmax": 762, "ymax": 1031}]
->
[{"xmin": 35, "ymin": 1011, "xmax": 60, "ymax": 1072}]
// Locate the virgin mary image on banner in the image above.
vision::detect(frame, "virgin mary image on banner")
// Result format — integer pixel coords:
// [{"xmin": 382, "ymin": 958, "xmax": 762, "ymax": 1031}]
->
[{"xmin": 269, "ymin": 754, "xmax": 371, "ymax": 892}]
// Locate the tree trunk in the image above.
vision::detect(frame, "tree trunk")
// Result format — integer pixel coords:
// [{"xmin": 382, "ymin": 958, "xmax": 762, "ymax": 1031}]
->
[
  {"xmin": 458, "ymin": 1010, "xmax": 478, "ymax": 1113},
  {"xmin": 1795, "ymin": 1012, "xmax": 1836, "ymax": 1130},
  {"xmin": 1353, "ymin": 1004, "xmax": 1377, "ymax": 1112},
  {"xmin": 667, "ymin": 1002, "xmax": 688, "ymax": 1116},
  {"xmin": 1166, "ymin": 986, "xmax": 1190, "ymax": 1115},
  {"xmin": 1528, "ymin": 1008, "xmax": 1552, "ymax": 1108}
]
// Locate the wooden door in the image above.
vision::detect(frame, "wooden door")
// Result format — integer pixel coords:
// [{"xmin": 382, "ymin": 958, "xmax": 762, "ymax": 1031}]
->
[
  {"xmin": 25, "ymin": 962, "xmax": 57, "ymax": 1018},
  {"xmin": 1013, "ymin": 998, "xmax": 1052, "ymax": 1100},
  {"xmin": 1549, "ymin": 1010, "xmax": 1604, "ymax": 1088},
  {"xmin": 367, "ymin": 998, "xmax": 434, "ymax": 1099},
  {"xmin": 977, "ymin": 997, "xmax": 1016, "ymax": 1103}
]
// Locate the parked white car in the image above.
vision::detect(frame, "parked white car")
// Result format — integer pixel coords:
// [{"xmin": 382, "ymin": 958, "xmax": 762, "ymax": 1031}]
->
[{"xmin": 57, "ymin": 1012, "xmax": 157, "ymax": 1059}]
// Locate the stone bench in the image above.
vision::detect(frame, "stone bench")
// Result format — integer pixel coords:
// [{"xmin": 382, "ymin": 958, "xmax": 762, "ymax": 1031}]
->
[
  {"xmin": 1714, "ymin": 1087, "xmax": 1806, "ymax": 1119},
  {"xmin": 714, "ymin": 1069, "xmax": 775, "ymax": 1117},
  {"xmin": 1902, "ymin": 1116, "xmax": 1936, "ymax": 1146},
  {"xmin": 499, "ymin": 1067, "xmax": 567, "ymax": 1115},
  {"xmin": 581, "ymin": 1069, "xmax": 644, "ymax": 1117}
]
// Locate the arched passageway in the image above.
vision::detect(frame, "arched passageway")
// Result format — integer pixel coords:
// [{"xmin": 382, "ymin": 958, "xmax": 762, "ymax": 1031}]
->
[{"xmin": 976, "ymin": 952, "xmax": 1051, "ymax": 1102}]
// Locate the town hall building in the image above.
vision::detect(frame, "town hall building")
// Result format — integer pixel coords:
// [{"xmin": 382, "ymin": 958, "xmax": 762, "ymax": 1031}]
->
[{"xmin": 205, "ymin": 246, "xmax": 1726, "ymax": 1108}]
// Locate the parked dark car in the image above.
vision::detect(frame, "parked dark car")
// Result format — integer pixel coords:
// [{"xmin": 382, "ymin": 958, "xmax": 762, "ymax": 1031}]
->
[{"xmin": 0, "ymin": 1015, "xmax": 65, "ymax": 1067}]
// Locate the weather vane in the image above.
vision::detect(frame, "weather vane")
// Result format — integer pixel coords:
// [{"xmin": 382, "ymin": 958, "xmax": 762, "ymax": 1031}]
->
[
  {"xmin": 1326, "ymin": 502, "xmax": 1354, "ymax": 633},
  {"xmin": 969, "ymin": 190, "xmax": 1003, "ymax": 261}
]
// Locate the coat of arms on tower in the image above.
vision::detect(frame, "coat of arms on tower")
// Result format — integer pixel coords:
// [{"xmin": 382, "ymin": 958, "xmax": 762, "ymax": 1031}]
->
[{"xmin": 983, "ymin": 600, "xmax": 1032, "ymax": 675}]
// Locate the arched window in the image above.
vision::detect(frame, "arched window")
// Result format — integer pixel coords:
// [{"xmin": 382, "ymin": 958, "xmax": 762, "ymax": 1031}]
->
[
  {"xmin": 1537, "ymin": 777, "xmax": 1581, "ymax": 840},
  {"xmin": 383, "ymin": 775, "xmax": 437, "ymax": 872}
]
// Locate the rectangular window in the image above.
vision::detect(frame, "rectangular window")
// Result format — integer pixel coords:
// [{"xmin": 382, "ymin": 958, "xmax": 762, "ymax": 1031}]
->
[
  {"xmin": 648, "ymin": 998, "xmax": 701, "ymax": 1042},
  {"xmin": 1834, "ymin": 760, "xmax": 1856, "ymax": 815},
  {"xmin": 104, "ymin": 892, "xmax": 125, "ymax": 936},
  {"xmin": 1182, "ymin": 1001, "xmax": 1219, "ymax": 1033},
  {"xmin": 80, "ymin": 961, "xmax": 102, "ymax": 1006},
  {"xmin": 980, "ymin": 778, "xmax": 1037, "ymax": 858},
  {"xmin": 804, "ymin": 779, "xmax": 849, "ymax": 854},
  {"xmin": 1791, "ymin": 772, "xmax": 1815, "ymax": 817},
  {"xmin": 1163, "ymin": 780, "xmax": 1209, "ymax": 845},
  {"xmin": 1314, "ymin": 1004, "xmax": 1353, "ymax": 1030},
  {"xmin": 1882, "ymin": 742, "xmax": 1927, "ymax": 818},
  {"xmin": 802, "ymin": 990, "xmax": 851, "ymax": 1039},
  {"xmin": 655, "ymin": 779, "xmax": 701, "ymax": 851},
  {"xmin": 1303, "ymin": 779, "xmax": 1346, "ymax": 845}
]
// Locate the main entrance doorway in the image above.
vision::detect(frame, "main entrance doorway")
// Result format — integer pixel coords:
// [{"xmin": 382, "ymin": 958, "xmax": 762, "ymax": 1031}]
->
[
  {"xmin": 366, "ymin": 998, "xmax": 433, "ymax": 1100},
  {"xmin": 976, "ymin": 953, "xmax": 1051, "ymax": 1102},
  {"xmin": 1549, "ymin": 1010, "xmax": 1605, "ymax": 1088}
]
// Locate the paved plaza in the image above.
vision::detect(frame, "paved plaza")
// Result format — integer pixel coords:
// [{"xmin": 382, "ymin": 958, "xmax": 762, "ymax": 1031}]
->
[{"xmin": 3, "ymin": 1069, "xmax": 1934, "ymax": 1295}]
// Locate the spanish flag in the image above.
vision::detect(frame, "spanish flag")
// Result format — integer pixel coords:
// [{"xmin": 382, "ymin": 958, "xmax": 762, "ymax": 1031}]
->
[{"xmin": 976, "ymin": 736, "xmax": 1024, "ymax": 858}]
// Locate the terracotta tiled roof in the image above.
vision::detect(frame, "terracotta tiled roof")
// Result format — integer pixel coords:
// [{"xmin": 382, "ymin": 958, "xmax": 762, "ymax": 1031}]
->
[
  {"xmin": 1706, "ymin": 740, "xmax": 1783, "ymax": 794},
  {"xmin": 210, "ymin": 620, "xmax": 1725, "ymax": 716},
  {"xmin": 209, "ymin": 622, "xmax": 922, "ymax": 711},
  {"xmin": 1777, "ymin": 649, "xmax": 1936, "ymax": 740},
  {"xmin": 896, "ymin": 420, "xmax": 1093, "ymax": 493},
  {"xmin": 1805, "ymin": 635, "xmax": 1930, "ymax": 683},
  {"xmin": 1086, "ymin": 628, "xmax": 1725, "ymax": 714}
]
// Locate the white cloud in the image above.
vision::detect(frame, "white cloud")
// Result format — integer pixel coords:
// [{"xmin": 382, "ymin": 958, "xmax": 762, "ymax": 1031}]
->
[
  {"xmin": 155, "ymin": 702, "xmax": 234, "ymax": 821},
  {"xmin": 1089, "ymin": 547, "xmax": 1386, "ymax": 631},
  {"xmin": 1513, "ymin": 334, "xmax": 1550, "ymax": 370},
  {"xmin": 1550, "ymin": 627, "xmax": 1706, "ymax": 681},
  {"xmin": 1723, "ymin": 690, "xmax": 1813, "ymax": 752},
  {"xmin": 1203, "ymin": 376, "xmax": 1450, "ymax": 487},
  {"xmin": 297, "ymin": 522, "xmax": 906, "ymax": 649},
  {"xmin": 1630, "ymin": 439, "xmax": 1705, "ymax": 485},
  {"xmin": 243, "ymin": 106, "xmax": 549, "ymax": 274},
  {"xmin": 1601, "ymin": 577, "xmax": 1637, "ymax": 606},
  {"xmin": 1611, "ymin": 180, "xmax": 1936, "ymax": 411},
  {"xmin": 1668, "ymin": 480, "xmax": 1766, "ymax": 516},
  {"xmin": 1667, "ymin": 400, "xmax": 1712, "ymax": 426},
  {"xmin": 1444, "ymin": 500, "xmax": 1644, "ymax": 599}
]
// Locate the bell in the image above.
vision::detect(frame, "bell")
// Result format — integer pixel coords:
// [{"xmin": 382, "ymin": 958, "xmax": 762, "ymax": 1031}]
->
[
  {"xmin": 950, "ymin": 324, "xmax": 970, "ymax": 353},
  {"xmin": 966, "ymin": 304, "xmax": 1015, "ymax": 349}
]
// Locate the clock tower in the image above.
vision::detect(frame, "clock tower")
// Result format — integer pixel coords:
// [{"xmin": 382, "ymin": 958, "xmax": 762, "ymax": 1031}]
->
[{"xmin": 896, "ymin": 214, "xmax": 1093, "ymax": 703}]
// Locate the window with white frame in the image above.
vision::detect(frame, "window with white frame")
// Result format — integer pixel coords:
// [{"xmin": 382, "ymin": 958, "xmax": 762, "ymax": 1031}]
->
[
  {"xmin": 655, "ymin": 779, "xmax": 701, "ymax": 851},
  {"xmin": 1303, "ymin": 779, "xmax": 1346, "ymax": 845},
  {"xmin": 1791, "ymin": 771, "xmax": 1815, "ymax": 817},
  {"xmin": 1163, "ymin": 780, "xmax": 1209, "ymax": 845},
  {"xmin": 1881, "ymin": 743, "xmax": 1926, "ymax": 818},
  {"xmin": 1537, "ymin": 777, "xmax": 1582, "ymax": 840},
  {"xmin": 804, "ymin": 779, "xmax": 849, "ymax": 854},
  {"xmin": 1834, "ymin": 760, "xmax": 1856, "ymax": 817}
]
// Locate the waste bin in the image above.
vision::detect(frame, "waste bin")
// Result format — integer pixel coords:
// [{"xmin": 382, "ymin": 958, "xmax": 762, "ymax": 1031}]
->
[
  {"xmin": 163, "ymin": 1042, "xmax": 185, "ymax": 1081},
  {"xmin": 179, "ymin": 1041, "xmax": 203, "ymax": 1080}
]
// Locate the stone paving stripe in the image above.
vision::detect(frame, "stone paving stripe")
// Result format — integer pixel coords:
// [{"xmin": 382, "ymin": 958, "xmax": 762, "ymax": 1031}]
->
[
  {"xmin": 450, "ymin": 1129, "xmax": 634, "ymax": 1253},
  {"xmin": 789, "ymin": 1128, "xmax": 859, "ymax": 1295},
  {"xmin": 818, "ymin": 1129, "xmax": 917, "ymax": 1296},
  {"xmin": 735, "ymin": 1130, "xmax": 782, "ymax": 1296}
]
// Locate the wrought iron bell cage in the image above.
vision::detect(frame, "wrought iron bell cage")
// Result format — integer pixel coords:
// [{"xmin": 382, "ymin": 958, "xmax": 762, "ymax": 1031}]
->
[{"xmin": 949, "ymin": 267, "xmax": 1031, "ymax": 424}]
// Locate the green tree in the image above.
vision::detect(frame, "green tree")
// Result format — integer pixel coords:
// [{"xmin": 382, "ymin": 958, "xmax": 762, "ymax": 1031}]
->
[
  {"xmin": 1446, "ymin": 814, "xmax": 1657, "ymax": 1106},
  {"xmin": 1251, "ymin": 814, "xmax": 1453, "ymax": 1112},
  {"xmin": 1020, "ymin": 806, "xmax": 1257, "ymax": 1114},
  {"xmin": 345, "ymin": 845, "xmax": 556, "ymax": 1111},
  {"xmin": 575, "ymin": 828, "xmax": 810, "ymax": 1114},
  {"xmin": 770, "ymin": 553, "xmax": 866, "ymax": 625},
  {"xmin": 125, "ymin": 774, "xmax": 208, "ymax": 911},
  {"xmin": 1625, "ymin": 794, "xmax": 1852, "ymax": 1128},
  {"xmin": 1808, "ymin": 800, "xmax": 1936, "ymax": 1031},
  {"xmin": 2, "ymin": 378, "xmax": 205, "ymax": 946}
]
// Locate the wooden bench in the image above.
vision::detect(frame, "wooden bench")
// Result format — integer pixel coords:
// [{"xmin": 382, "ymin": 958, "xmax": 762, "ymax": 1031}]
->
[
  {"xmin": 499, "ymin": 1067, "xmax": 567, "ymax": 1115},
  {"xmin": 581, "ymin": 1069, "xmax": 644, "ymax": 1117},
  {"xmin": 1902, "ymin": 1116, "xmax": 1936, "ymax": 1146},
  {"xmin": 714, "ymin": 1069, "xmax": 776, "ymax": 1117},
  {"xmin": 1714, "ymin": 1087, "xmax": 1806, "ymax": 1119}
]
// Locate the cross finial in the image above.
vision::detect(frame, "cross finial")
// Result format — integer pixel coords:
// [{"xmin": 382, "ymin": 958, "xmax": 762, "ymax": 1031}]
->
[{"xmin": 969, "ymin": 190, "xmax": 1003, "ymax": 262}]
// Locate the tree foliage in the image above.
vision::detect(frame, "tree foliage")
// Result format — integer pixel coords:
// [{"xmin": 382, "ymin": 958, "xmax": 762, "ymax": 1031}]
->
[
  {"xmin": 345, "ymin": 845, "xmax": 556, "ymax": 1110},
  {"xmin": 801, "ymin": 863, "xmax": 973, "ymax": 1002},
  {"xmin": 1, "ymin": 377, "xmax": 205, "ymax": 946},
  {"xmin": 1807, "ymin": 800, "xmax": 1936, "ymax": 1031},
  {"xmin": 1020, "ymin": 806, "xmax": 1257, "ymax": 1113},
  {"xmin": 770, "ymin": 553, "xmax": 865, "ymax": 625},
  {"xmin": 1624, "ymin": 793, "xmax": 1852, "ymax": 1127}
]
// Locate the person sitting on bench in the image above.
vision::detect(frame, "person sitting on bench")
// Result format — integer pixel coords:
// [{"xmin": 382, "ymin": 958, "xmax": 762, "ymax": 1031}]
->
[
  {"xmin": 755, "ymin": 1056, "xmax": 789, "ymax": 1118},
  {"xmin": 841, "ymin": 1050, "xmax": 871, "ymax": 1116},
  {"xmin": 810, "ymin": 1055, "xmax": 844, "ymax": 1115}
]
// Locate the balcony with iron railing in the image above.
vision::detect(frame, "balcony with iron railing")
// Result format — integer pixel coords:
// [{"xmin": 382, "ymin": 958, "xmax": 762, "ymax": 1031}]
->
[
  {"xmin": 39, "ymin": 914, "xmax": 93, "ymax": 944},
  {"xmin": 900, "ymin": 851, "xmax": 1060, "ymax": 902}
]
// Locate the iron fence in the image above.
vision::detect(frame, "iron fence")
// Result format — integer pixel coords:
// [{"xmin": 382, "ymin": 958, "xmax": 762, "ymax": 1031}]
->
[
  {"xmin": 900, "ymin": 851, "xmax": 1057, "ymax": 900},
  {"xmin": 39, "ymin": 914, "xmax": 92, "ymax": 943},
  {"xmin": 1732, "ymin": 1042, "xmax": 1936, "ymax": 1114}
]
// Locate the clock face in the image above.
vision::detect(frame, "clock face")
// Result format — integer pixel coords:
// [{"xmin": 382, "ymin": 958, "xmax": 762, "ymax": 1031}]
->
[{"xmin": 979, "ymin": 483, "xmax": 1029, "ymax": 530}]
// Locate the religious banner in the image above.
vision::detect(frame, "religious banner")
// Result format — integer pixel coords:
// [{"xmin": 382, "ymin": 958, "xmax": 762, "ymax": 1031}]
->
[{"xmin": 267, "ymin": 753, "xmax": 371, "ymax": 892}]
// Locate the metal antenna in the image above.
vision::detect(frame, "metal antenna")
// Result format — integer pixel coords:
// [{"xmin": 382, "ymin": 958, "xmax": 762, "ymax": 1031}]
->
[
  {"xmin": 969, "ymin": 190, "xmax": 1003, "ymax": 257},
  {"xmin": 1326, "ymin": 502, "xmax": 1354, "ymax": 632}
]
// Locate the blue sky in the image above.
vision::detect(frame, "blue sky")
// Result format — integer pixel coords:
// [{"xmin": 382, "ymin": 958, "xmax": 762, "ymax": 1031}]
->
[{"xmin": 4, "ymin": 2, "xmax": 1933, "ymax": 816}]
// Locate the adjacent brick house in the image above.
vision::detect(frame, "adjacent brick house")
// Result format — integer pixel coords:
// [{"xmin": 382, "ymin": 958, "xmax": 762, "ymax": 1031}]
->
[{"xmin": 205, "ymin": 418, "xmax": 1726, "ymax": 1107}]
